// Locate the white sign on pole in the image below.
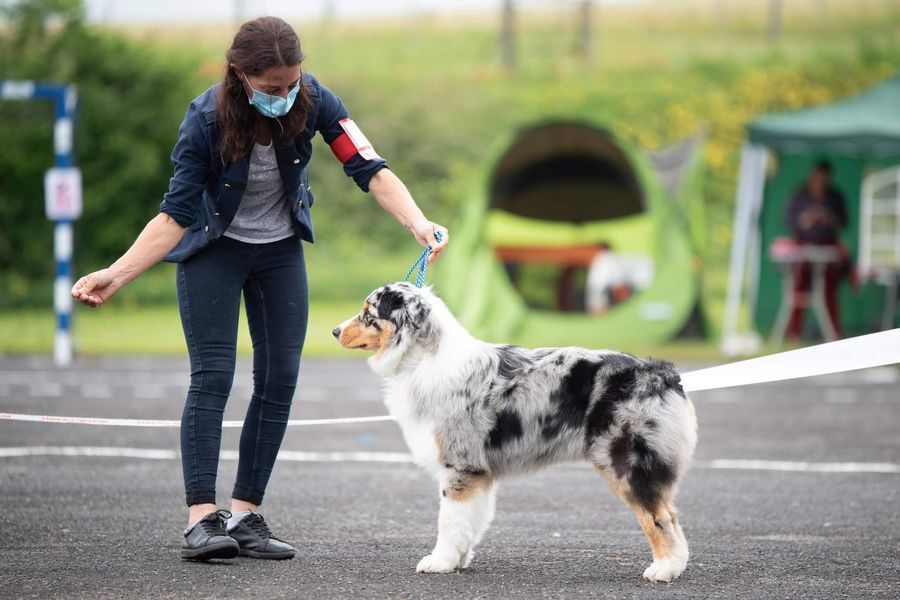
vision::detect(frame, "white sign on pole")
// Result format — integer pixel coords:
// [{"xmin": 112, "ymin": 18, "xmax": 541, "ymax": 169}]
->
[
  {"xmin": 0, "ymin": 80, "xmax": 35, "ymax": 100},
  {"xmin": 44, "ymin": 167, "xmax": 82, "ymax": 221}
]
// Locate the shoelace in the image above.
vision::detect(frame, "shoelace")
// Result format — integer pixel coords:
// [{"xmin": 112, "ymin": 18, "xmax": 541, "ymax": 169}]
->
[
  {"xmin": 198, "ymin": 509, "xmax": 231, "ymax": 537},
  {"xmin": 243, "ymin": 513, "xmax": 274, "ymax": 540}
]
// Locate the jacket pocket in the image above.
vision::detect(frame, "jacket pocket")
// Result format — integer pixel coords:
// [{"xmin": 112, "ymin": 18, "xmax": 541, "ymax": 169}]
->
[
  {"xmin": 296, "ymin": 183, "xmax": 313, "ymax": 211},
  {"xmin": 195, "ymin": 209, "xmax": 213, "ymax": 242},
  {"xmin": 217, "ymin": 178, "xmax": 245, "ymax": 220},
  {"xmin": 299, "ymin": 170, "xmax": 314, "ymax": 209}
]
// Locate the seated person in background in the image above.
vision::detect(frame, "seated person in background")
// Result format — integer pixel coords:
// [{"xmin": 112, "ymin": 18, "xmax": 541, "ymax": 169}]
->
[{"xmin": 784, "ymin": 160, "xmax": 849, "ymax": 339}]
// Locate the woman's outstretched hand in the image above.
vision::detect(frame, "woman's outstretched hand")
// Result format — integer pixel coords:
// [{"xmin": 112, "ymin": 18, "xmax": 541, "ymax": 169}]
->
[
  {"xmin": 410, "ymin": 218, "xmax": 449, "ymax": 264},
  {"xmin": 71, "ymin": 268, "xmax": 120, "ymax": 308}
]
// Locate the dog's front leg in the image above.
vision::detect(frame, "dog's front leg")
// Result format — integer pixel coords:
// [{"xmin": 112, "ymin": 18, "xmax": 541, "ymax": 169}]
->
[{"xmin": 416, "ymin": 469, "xmax": 494, "ymax": 574}]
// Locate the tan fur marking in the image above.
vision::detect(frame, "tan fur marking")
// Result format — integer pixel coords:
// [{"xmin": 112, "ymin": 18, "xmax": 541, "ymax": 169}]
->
[
  {"xmin": 635, "ymin": 510, "xmax": 675, "ymax": 560},
  {"xmin": 444, "ymin": 473, "xmax": 493, "ymax": 502},
  {"xmin": 337, "ymin": 320, "xmax": 368, "ymax": 348},
  {"xmin": 434, "ymin": 432, "xmax": 444, "ymax": 465},
  {"xmin": 595, "ymin": 466, "xmax": 677, "ymax": 560},
  {"xmin": 338, "ymin": 301, "xmax": 394, "ymax": 353}
]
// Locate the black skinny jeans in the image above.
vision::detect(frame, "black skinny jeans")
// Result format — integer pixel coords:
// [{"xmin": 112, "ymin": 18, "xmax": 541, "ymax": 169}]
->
[{"xmin": 177, "ymin": 235, "xmax": 308, "ymax": 507}]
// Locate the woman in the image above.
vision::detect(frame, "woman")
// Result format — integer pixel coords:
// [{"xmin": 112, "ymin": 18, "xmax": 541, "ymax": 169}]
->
[{"xmin": 71, "ymin": 16, "xmax": 448, "ymax": 561}]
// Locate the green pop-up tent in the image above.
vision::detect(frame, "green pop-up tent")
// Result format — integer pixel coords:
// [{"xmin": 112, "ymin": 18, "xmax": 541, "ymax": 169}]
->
[
  {"xmin": 723, "ymin": 75, "xmax": 900, "ymax": 350},
  {"xmin": 437, "ymin": 121, "xmax": 706, "ymax": 348}
]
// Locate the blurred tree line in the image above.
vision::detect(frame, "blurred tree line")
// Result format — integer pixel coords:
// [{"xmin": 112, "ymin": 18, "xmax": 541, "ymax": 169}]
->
[{"xmin": 0, "ymin": 0, "xmax": 201, "ymax": 306}]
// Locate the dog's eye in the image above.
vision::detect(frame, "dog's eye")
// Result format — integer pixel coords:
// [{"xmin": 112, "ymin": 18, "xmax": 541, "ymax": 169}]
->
[{"xmin": 361, "ymin": 313, "xmax": 374, "ymax": 326}]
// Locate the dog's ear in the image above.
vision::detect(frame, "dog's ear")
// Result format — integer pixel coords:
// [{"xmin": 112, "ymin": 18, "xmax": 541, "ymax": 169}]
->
[
  {"xmin": 374, "ymin": 285, "xmax": 431, "ymax": 331},
  {"xmin": 405, "ymin": 296, "xmax": 431, "ymax": 330},
  {"xmin": 375, "ymin": 288, "xmax": 405, "ymax": 321}
]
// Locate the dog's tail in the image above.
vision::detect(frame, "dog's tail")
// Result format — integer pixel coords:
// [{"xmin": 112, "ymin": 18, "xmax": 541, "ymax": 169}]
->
[{"xmin": 634, "ymin": 359, "xmax": 686, "ymax": 399}]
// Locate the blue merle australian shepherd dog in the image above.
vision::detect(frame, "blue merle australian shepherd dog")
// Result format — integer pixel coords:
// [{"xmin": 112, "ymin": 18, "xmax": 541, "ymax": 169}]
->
[{"xmin": 333, "ymin": 282, "xmax": 697, "ymax": 582}]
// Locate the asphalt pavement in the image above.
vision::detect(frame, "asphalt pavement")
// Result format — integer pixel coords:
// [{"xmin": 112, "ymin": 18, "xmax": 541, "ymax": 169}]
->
[{"xmin": 0, "ymin": 355, "xmax": 897, "ymax": 599}]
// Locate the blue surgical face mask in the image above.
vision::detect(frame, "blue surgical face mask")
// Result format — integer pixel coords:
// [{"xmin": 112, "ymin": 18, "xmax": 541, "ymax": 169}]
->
[{"xmin": 242, "ymin": 73, "xmax": 299, "ymax": 118}]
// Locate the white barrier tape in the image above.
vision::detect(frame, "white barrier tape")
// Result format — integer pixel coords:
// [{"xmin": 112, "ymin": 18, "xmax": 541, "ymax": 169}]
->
[
  {"xmin": 681, "ymin": 328, "xmax": 900, "ymax": 392},
  {"xmin": 0, "ymin": 447, "xmax": 416, "ymax": 463},
  {"xmin": 2, "ymin": 329, "xmax": 898, "ymax": 427},
  {"xmin": 0, "ymin": 413, "xmax": 396, "ymax": 428}
]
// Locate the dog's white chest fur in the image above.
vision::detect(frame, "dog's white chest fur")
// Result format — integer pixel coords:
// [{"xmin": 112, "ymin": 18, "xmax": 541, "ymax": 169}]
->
[{"xmin": 383, "ymin": 380, "xmax": 441, "ymax": 473}]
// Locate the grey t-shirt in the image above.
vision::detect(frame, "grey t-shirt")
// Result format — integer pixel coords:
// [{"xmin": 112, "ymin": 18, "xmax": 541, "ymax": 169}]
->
[{"xmin": 223, "ymin": 141, "xmax": 295, "ymax": 244}]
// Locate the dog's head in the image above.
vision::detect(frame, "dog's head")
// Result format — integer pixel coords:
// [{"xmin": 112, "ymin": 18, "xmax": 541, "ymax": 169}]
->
[{"xmin": 332, "ymin": 282, "xmax": 433, "ymax": 355}]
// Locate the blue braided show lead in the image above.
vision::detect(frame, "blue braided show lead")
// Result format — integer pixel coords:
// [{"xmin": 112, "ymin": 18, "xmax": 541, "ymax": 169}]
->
[{"xmin": 404, "ymin": 230, "xmax": 443, "ymax": 288}]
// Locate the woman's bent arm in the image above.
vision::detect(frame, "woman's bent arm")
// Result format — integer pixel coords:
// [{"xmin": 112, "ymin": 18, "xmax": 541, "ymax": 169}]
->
[{"xmin": 71, "ymin": 213, "xmax": 187, "ymax": 307}]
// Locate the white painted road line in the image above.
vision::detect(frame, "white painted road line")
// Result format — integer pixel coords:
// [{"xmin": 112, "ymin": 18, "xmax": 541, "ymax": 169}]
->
[
  {"xmin": 860, "ymin": 367, "xmax": 900, "ymax": 384},
  {"xmin": 0, "ymin": 447, "xmax": 898, "ymax": 474},
  {"xmin": 133, "ymin": 385, "xmax": 165, "ymax": 400},
  {"xmin": 0, "ymin": 446, "xmax": 177, "ymax": 460},
  {"xmin": 27, "ymin": 383, "xmax": 63, "ymax": 398},
  {"xmin": 0, "ymin": 370, "xmax": 190, "ymax": 384},
  {"xmin": 703, "ymin": 459, "xmax": 900, "ymax": 474},
  {"xmin": 81, "ymin": 384, "xmax": 112, "ymax": 399},
  {"xmin": 824, "ymin": 388, "xmax": 859, "ymax": 404}
]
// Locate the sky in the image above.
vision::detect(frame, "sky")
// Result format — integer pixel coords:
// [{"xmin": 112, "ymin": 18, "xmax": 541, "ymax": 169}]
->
[{"xmin": 84, "ymin": 0, "xmax": 650, "ymax": 24}]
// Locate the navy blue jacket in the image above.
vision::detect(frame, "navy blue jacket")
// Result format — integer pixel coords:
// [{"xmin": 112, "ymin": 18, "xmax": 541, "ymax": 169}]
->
[{"xmin": 160, "ymin": 73, "xmax": 387, "ymax": 262}]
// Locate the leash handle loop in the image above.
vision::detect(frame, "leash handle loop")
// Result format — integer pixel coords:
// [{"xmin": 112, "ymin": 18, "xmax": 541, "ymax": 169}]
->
[{"xmin": 404, "ymin": 230, "xmax": 443, "ymax": 288}]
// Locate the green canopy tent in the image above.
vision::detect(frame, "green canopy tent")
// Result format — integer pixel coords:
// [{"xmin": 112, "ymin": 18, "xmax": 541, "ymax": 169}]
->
[
  {"xmin": 437, "ymin": 121, "xmax": 707, "ymax": 348},
  {"xmin": 722, "ymin": 75, "xmax": 900, "ymax": 352}
]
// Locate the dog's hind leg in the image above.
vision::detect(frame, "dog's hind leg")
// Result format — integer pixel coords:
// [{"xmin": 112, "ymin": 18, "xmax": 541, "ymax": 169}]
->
[
  {"xmin": 593, "ymin": 445, "xmax": 689, "ymax": 584},
  {"xmin": 630, "ymin": 495, "xmax": 688, "ymax": 583},
  {"xmin": 416, "ymin": 469, "xmax": 495, "ymax": 574},
  {"xmin": 596, "ymin": 467, "xmax": 688, "ymax": 582}
]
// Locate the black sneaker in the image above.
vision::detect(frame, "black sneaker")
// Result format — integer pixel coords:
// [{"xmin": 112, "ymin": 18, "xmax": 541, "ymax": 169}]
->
[
  {"xmin": 181, "ymin": 509, "xmax": 240, "ymax": 560},
  {"xmin": 227, "ymin": 513, "xmax": 296, "ymax": 560}
]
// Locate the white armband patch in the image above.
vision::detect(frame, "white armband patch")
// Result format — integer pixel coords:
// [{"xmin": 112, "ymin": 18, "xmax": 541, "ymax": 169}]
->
[{"xmin": 339, "ymin": 118, "xmax": 380, "ymax": 161}]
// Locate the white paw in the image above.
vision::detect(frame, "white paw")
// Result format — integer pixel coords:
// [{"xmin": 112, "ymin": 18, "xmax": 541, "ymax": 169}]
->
[
  {"xmin": 459, "ymin": 549, "xmax": 474, "ymax": 569},
  {"xmin": 642, "ymin": 555, "xmax": 687, "ymax": 583},
  {"xmin": 416, "ymin": 553, "xmax": 459, "ymax": 574}
]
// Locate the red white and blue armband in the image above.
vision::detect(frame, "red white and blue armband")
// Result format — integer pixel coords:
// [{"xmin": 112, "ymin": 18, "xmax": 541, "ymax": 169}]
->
[{"xmin": 329, "ymin": 118, "xmax": 381, "ymax": 164}]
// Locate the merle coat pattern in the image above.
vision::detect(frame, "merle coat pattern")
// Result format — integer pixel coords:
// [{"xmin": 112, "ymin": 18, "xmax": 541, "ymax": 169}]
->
[{"xmin": 334, "ymin": 282, "xmax": 697, "ymax": 582}]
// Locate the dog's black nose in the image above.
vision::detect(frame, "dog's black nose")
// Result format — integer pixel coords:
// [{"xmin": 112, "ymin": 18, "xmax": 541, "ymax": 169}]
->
[{"xmin": 332, "ymin": 327, "xmax": 341, "ymax": 339}]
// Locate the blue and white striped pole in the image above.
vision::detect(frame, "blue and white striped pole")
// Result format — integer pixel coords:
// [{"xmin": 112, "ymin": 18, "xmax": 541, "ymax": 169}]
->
[
  {"xmin": 53, "ymin": 219, "xmax": 75, "ymax": 366},
  {"xmin": 1, "ymin": 81, "xmax": 80, "ymax": 366},
  {"xmin": 52, "ymin": 85, "xmax": 79, "ymax": 366}
]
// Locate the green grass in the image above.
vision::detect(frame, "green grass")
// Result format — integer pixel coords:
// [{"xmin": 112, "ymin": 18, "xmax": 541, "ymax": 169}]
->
[
  {"xmin": 0, "ymin": 303, "xmax": 739, "ymax": 363},
  {"xmin": 0, "ymin": 301, "xmax": 364, "ymax": 358},
  {"xmin": 0, "ymin": 242, "xmax": 420, "ymax": 357}
]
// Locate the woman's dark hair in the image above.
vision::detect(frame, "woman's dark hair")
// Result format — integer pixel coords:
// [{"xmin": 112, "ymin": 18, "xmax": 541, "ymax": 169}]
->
[{"xmin": 218, "ymin": 16, "xmax": 314, "ymax": 164}]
